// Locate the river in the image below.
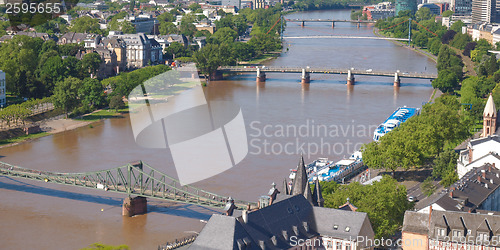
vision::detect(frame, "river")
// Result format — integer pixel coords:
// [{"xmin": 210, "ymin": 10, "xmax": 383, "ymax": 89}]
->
[{"xmin": 0, "ymin": 9, "xmax": 436, "ymax": 250}]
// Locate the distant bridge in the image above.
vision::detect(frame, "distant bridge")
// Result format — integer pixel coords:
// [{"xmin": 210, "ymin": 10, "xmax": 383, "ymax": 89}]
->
[
  {"xmin": 0, "ymin": 161, "xmax": 256, "ymax": 213},
  {"xmin": 218, "ymin": 66, "xmax": 436, "ymax": 86},
  {"xmin": 285, "ymin": 18, "xmax": 375, "ymax": 28},
  {"xmin": 284, "ymin": 35, "xmax": 409, "ymax": 41}
]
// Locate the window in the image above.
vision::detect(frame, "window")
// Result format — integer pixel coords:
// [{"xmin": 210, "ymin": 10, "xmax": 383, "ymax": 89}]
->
[
  {"xmin": 336, "ymin": 242, "xmax": 342, "ymax": 250},
  {"xmin": 345, "ymin": 243, "xmax": 351, "ymax": 250},
  {"xmin": 452, "ymin": 230, "xmax": 462, "ymax": 237},
  {"xmin": 478, "ymin": 232, "xmax": 489, "ymax": 241},
  {"xmin": 345, "ymin": 227, "xmax": 350, "ymax": 232},
  {"xmin": 333, "ymin": 225, "xmax": 338, "ymax": 230},
  {"xmin": 437, "ymin": 228, "xmax": 446, "ymax": 237}
]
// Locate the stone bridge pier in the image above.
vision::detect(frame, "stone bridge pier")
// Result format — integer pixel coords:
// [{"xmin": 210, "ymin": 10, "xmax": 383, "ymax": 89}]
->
[
  {"xmin": 122, "ymin": 196, "xmax": 147, "ymax": 217},
  {"xmin": 394, "ymin": 72, "xmax": 400, "ymax": 87},
  {"xmin": 256, "ymin": 68, "xmax": 266, "ymax": 82},
  {"xmin": 332, "ymin": 21, "xmax": 335, "ymax": 28},
  {"xmin": 347, "ymin": 69, "xmax": 355, "ymax": 85},
  {"xmin": 301, "ymin": 68, "xmax": 310, "ymax": 84}
]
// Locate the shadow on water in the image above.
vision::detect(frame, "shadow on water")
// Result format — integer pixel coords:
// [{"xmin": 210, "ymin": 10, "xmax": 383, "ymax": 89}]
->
[{"xmin": 0, "ymin": 176, "xmax": 216, "ymax": 220}]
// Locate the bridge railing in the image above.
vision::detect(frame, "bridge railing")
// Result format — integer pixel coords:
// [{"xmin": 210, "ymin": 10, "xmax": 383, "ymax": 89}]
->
[{"xmin": 0, "ymin": 161, "xmax": 256, "ymax": 209}]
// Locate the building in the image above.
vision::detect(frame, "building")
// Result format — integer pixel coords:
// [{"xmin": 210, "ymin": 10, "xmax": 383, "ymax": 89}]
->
[
  {"xmin": 363, "ymin": 2, "xmax": 395, "ymax": 20},
  {"xmin": 109, "ymin": 33, "xmax": 163, "ymax": 69},
  {"xmin": 472, "ymin": 0, "xmax": 495, "ymax": 23},
  {"xmin": 222, "ymin": 0, "xmax": 241, "ymax": 9},
  {"xmin": 483, "ymin": 94, "xmax": 497, "ymax": 137},
  {"xmin": 252, "ymin": 0, "xmax": 266, "ymax": 9},
  {"xmin": 418, "ymin": 3, "xmax": 444, "ymax": 15},
  {"xmin": 396, "ymin": 0, "xmax": 418, "ymax": 15},
  {"xmin": 418, "ymin": 163, "xmax": 500, "ymax": 213},
  {"xmin": 402, "ymin": 210, "xmax": 500, "ymax": 250},
  {"xmin": 453, "ymin": 0, "xmax": 473, "ymax": 15},
  {"xmin": 58, "ymin": 32, "xmax": 101, "ymax": 46},
  {"xmin": 0, "ymin": 70, "xmax": 5, "ymax": 108},
  {"xmin": 188, "ymin": 179, "xmax": 375, "ymax": 249},
  {"xmin": 120, "ymin": 14, "xmax": 159, "ymax": 34}
]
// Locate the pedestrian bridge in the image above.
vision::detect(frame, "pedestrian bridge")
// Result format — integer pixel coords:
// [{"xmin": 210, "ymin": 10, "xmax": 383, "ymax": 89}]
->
[{"xmin": 0, "ymin": 161, "xmax": 255, "ymax": 211}]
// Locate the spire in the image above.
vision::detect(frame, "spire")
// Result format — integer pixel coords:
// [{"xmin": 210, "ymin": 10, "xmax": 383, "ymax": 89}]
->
[
  {"xmin": 484, "ymin": 93, "xmax": 497, "ymax": 118},
  {"xmin": 282, "ymin": 179, "xmax": 289, "ymax": 195},
  {"xmin": 312, "ymin": 178, "xmax": 324, "ymax": 207},
  {"xmin": 303, "ymin": 182, "xmax": 313, "ymax": 205},
  {"xmin": 290, "ymin": 155, "xmax": 308, "ymax": 196}
]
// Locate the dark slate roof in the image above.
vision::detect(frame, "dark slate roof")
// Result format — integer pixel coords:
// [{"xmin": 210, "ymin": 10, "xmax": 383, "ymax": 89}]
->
[
  {"xmin": 404, "ymin": 210, "xmax": 500, "ymax": 246},
  {"xmin": 290, "ymin": 156, "xmax": 309, "ymax": 196},
  {"xmin": 469, "ymin": 135, "xmax": 500, "ymax": 147},
  {"xmin": 419, "ymin": 163, "xmax": 500, "ymax": 213},
  {"xmin": 312, "ymin": 206, "xmax": 371, "ymax": 239},
  {"xmin": 189, "ymin": 195, "xmax": 373, "ymax": 250}
]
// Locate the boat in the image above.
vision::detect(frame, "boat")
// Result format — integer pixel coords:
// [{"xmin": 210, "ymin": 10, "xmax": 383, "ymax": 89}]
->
[
  {"xmin": 372, "ymin": 106, "xmax": 420, "ymax": 141},
  {"xmin": 290, "ymin": 151, "xmax": 365, "ymax": 184}
]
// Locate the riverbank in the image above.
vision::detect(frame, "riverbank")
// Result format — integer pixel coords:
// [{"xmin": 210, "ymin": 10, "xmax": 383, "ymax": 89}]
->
[{"xmin": 373, "ymin": 28, "xmax": 438, "ymax": 63}]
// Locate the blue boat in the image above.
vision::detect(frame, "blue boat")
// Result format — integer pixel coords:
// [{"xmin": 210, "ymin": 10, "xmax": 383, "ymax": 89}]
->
[{"xmin": 373, "ymin": 106, "xmax": 420, "ymax": 141}]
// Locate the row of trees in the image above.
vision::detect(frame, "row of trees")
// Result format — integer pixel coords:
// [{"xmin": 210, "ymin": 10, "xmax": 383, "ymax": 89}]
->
[
  {"xmin": 0, "ymin": 36, "xmax": 102, "ymax": 99},
  {"xmin": 0, "ymin": 97, "xmax": 53, "ymax": 129},
  {"xmin": 193, "ymin": 6, "xmax": 283, "ymax": 79},
  {"xmin": 362, "ymin": 95, "xmax": 471, "ymax": 186}
]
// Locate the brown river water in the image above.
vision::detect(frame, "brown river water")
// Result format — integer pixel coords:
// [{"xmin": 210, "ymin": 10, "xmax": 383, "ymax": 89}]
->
[{"xmin": 0, "ymin": 10, "xmax": 436, "ymax": 250}]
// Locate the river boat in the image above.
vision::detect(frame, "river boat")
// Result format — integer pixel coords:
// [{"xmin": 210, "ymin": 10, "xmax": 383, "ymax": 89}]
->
[{"xmin": 372, "ymin": 106, "xmax": 420, "ymax": 141}]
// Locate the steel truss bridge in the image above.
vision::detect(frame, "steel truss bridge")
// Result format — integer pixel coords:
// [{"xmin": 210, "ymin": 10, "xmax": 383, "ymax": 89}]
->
[
  {"xmin": 286, "ymin": 19, "xmax": 376, "ymax": 24},
  {"xmin": 0, "ymin": 161, "xmax": 256, "ymax": 209},
  {"xmin": 219, "ymin": 66, "xmax": 438, "ymax": 80}
]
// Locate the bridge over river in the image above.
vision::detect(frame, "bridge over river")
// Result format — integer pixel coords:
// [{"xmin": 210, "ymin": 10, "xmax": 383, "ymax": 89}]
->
[
  {"xmin": 0, "ymin": 161, "xmax": 256, "ymax": 216},
  {"xmin": 218, "ymin": 66, "xmax": 437, "ymax": 86},
  {"xmin": 285, "ymin": 18, "xmax": 375, "ymax": 28}
]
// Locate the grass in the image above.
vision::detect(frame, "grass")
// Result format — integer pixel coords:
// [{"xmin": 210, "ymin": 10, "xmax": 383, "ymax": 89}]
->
[
  {"xmin": 75, "ymin": 109, "xmax": 125, "ymax": 121},
  {"xmin": 0, "ymin": 132, "xmax": 50, "ymax": 145},
  {"xmin": 240, "ymin": 53, "xmax": 279, "ymax": 65}
]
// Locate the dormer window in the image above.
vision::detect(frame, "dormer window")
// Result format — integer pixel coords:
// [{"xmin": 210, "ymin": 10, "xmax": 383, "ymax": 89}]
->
[
  {"xmin": 333, "ymin": 225, "xmax": 338, "ymax": 230},
  {"xmin": 452, "ymin": 230, "xmax": 463, "ymax": 237},
  {"xmin": 478, "ymin": 232, "xmax": 489, "ymax": 241},
  {"xmin": 437, "ymin": 228, "xmax": 446, "ymax": 237}
]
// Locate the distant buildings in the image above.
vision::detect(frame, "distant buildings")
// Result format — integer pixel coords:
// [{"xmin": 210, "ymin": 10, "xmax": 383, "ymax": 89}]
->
[
  {"xmin": 396, "ymin": 0, "xmax": 418, "ymax": 16},
  {"xmin": 402, "ymin": 210, "xmax": 500, "ymax": 250},
  {"xmin": 363, "ymin": 2, "xmax": 395, "ymax": 20},
  {"xmin": 419, "ymin": 3, "xmax": 449, "ymax": 15},
  {"xmin": 472, "ymin": 0, "xmax": 495, "ymax": 23},
  {"xmin": 109, "ymin": 33, "xmax": 163, "ymax": 69},
  {"xmin": 119, "ymin": 14, "xmax": 159, "ymax": 35},
  {"xmin": 453, "ymin": 0, "xmax": 473, "ymax": 16}
]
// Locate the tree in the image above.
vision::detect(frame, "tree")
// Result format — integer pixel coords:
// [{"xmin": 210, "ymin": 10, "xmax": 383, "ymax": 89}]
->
[
  {"xmin": 53, "ymin": 77, "xmax": 82, "ymax": 115},
  {"xmin": 108, "ymin": 19, "xmax": 136, "ymax": 34},
  {"xmin": 159, "ymin": 22, "xmax": 178, "ymax": 35},
  {"xmin": 109, "ymin": 95, "xmax": 125, "ymax": 111},
  {"xmin": 441, "ymin": 30, "xmax": 456, "ymax": 44},
  {"xmin": 164, "ymin": 42, "xmax": 190, "ymax": 59},
  {"xmin": 209, "ymin": 27, "xmax": 238, "ymax": 44},
  {"xmin": 79, "ymin": 78, "xmax": 107, "ymax": 108},
  {"xmin": 81, "ymin": 53, "xmax": 103, "ymax": 78},
  {"xmin": 429, "ymin": 38, "xmax": 442, "ymax": 55},
  {"xmin": 193, "ymin": 44, "xmax": 235, "ymax": 80},
  {"xmin": 442, "ymin": 10, "xmax": 453, "ymax": 17},
  {"xmin": 415, "ymin": 7, "xmax": 432, "ymax": 22},
  {"xmin": 323, "ymin": 176, "xmax": 411, "ymax": 239},
  {"xmin": 450, "ymin": 20, "xmax": 464, "ymax": 33},
  {"xmin": 432, "ymin": 150, "xmax": 459, "ymax": 187},
  {"xmin": 421, "ymin": 177, "xmax": 436, "ymax": 196},
  {"xmin": 432, "ymin": 69, "xmax": 459, "ymax": 93},
  {"xmin": 248, "ymin": 33, "xmax": 282, "ymax": 54},
  {"xmin": 70, "ymin": 16, "xmax": 102, "ymax": 34}
]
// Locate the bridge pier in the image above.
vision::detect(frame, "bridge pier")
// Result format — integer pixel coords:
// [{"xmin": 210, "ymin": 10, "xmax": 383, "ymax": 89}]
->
[
  {"xmin": 301, "ymin": 68, "xmax": 310, "ymax": 84},
  {"xmin": 256, "ymin": 68, "xmax": 266, "ymax": 82},
  {"xmin": 394, "ymin": 72, "xmax": 400, "ymax": 87},
  {"xmin": 332, "ymin": 21, "xmax": 335, "ymax": 28},
  {"xmin": 301, "ymin": 21, "xmax": 305, "ymax": 27},
  {"xmin": 122, "ymin": 196, "xmax": 147, "ymax": 217},
  {"xmin": 347, "ymin": 69, "xmax": 355, "ymax": 85},
  {"xmin": 357, "ymin": 22, "xmax": 360, "ymax": 29}
]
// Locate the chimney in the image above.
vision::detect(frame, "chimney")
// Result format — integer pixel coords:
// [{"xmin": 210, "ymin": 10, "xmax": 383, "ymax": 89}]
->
[
  {"xmin": 224, "ymin": 197, "xmax": 236, "ymax": 216},
  {"xmin": 494, "ymin": 163, "xmax": 496, "ymax": 170},
  {"xmin": 482, "ymin": 170, "xmax": 486, "ymax": 179},
  {"xmin": 478, "ymin": 175, "xmax": 482, "ymax": 183},
  {"xmin": 489, "ymin": 164, "xmax": 492, "ymax": 172},
  {"xmin": 449, "ymin": 187, "xmax": 455, "ymax": 198},
  {"xmin": 428, "ymin": 205, "xmax": 433, "ymax": 229},
  {"xmin": 242, "ymin": 210, "xmax": 248, "ymax": 223}
]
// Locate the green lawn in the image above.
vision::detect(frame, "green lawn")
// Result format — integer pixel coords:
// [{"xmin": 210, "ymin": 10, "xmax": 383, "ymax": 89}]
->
[
  {"xmin": 240, "ymin": 53, "xmax": 279, "ymax": 65},
  {"xmin": 75, "ymin": 109, "xmax": 125, "ymax": 121},
  {"xmin": 0, "ymin": 132, "xmax": 50, "ymax": 145}
]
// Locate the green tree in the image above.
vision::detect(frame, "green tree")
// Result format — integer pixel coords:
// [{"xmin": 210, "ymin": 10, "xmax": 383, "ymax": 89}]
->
[
  {"xmin": 442, "ymin": 10, "xmax": 453, "ymax": 17},
  {"xmin": 193, "ymin": 43, "xmax": 235, "ymax": 80},
  {"xmin": 421, "ymin": 177, "xmax": 436, "ymax": 196},
  {"xmin": 79, "ymin": 78, "xmax": 107, "ymax": 108},
  {"xmin": 54, "ymin": 77, "xmax": 82, "ymax": 115},
  {"xmin": 323, "ymin": 176, "xmax": 411, "ymax": 239},
  {"xmin": 433, "ymin": 69, "xmax": 459, "ymax": 93},
  {"xmin": 108, "ymin": 19, "xmax": 136, "ymax": 34},
  {"xmin": 432, "ymin": 150, "xmax": 459, "ymax": 187},
  {"xmin": 81, "ymin": 53, "xmax": 103, "ymax": 78},
  {"xmin": 415, "ymin": 7, "xmax": 432, "ymax": 22},
  {"xmin": 70, "ymin": 16, "xmax": 102, "ymax": 34},
  {"xmin": 450, "ymin": 20, "xmax": 464, "ymax": 33},
  {"xmin": 164, "ymin": 42, "xmax": 190, "ymax": 59},
  {"xmin": 159, "ymin": 22, "xmax": 178, "ymax": 35},
  {"xmin": 209, "ymin": 27, "xmax": 238, "ymax": 44},
  {"xmin": 109, "ymin": 95, "xmax": 125, "ymax": 111}
]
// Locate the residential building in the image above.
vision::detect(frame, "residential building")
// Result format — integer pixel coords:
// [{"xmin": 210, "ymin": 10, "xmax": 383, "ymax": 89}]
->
[
  {"xmin": 418, "ymin": 3, "xmax": 444, "ymax": 15},
  {"xmin": 109, "ymin": 33, "xmax": 163, "ymax": 69},
  {"xmin": 0, "ymin": 70, "xmax": 5, "ymax": 108},
  {"xmin": 188, "ymin": 179, "xmax": 374, "ymax": 249},
  {"xmin": 100, "ymin": 37, "xmax": 128, "ymax": 73},
  {"xmin": 253, "ymin": 0, "xmax": 266, "ymax": 9},
  {"xmin": 15, "ymin": 31, "xmax": 52, "ymax": 41},
  {"xmin": 120, "ymin": 15, "xmax": 159, "ymax": 34},
  {"xmin": 402, "ymin": 210, "xmax": 500, "ymax": 249},
  {"xmin": 418, "ymin": 163, "xmax": 500, "ymax": 213},
  {"xmin": 222, "ymin": 0, "xmax": 241, "ymax": 9},
  {"xmin": 396, "ymin": 0, "xmax": 418, "ymax": 15},
  {"xmin": 58, "ymin": 32, "xmax": 101, "ymax": 46}
]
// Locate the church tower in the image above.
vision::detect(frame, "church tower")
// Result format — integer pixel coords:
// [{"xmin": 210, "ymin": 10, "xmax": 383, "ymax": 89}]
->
[{"xmin": 482, "ymin": 94, "xmax": 497, "ymax": 137}]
